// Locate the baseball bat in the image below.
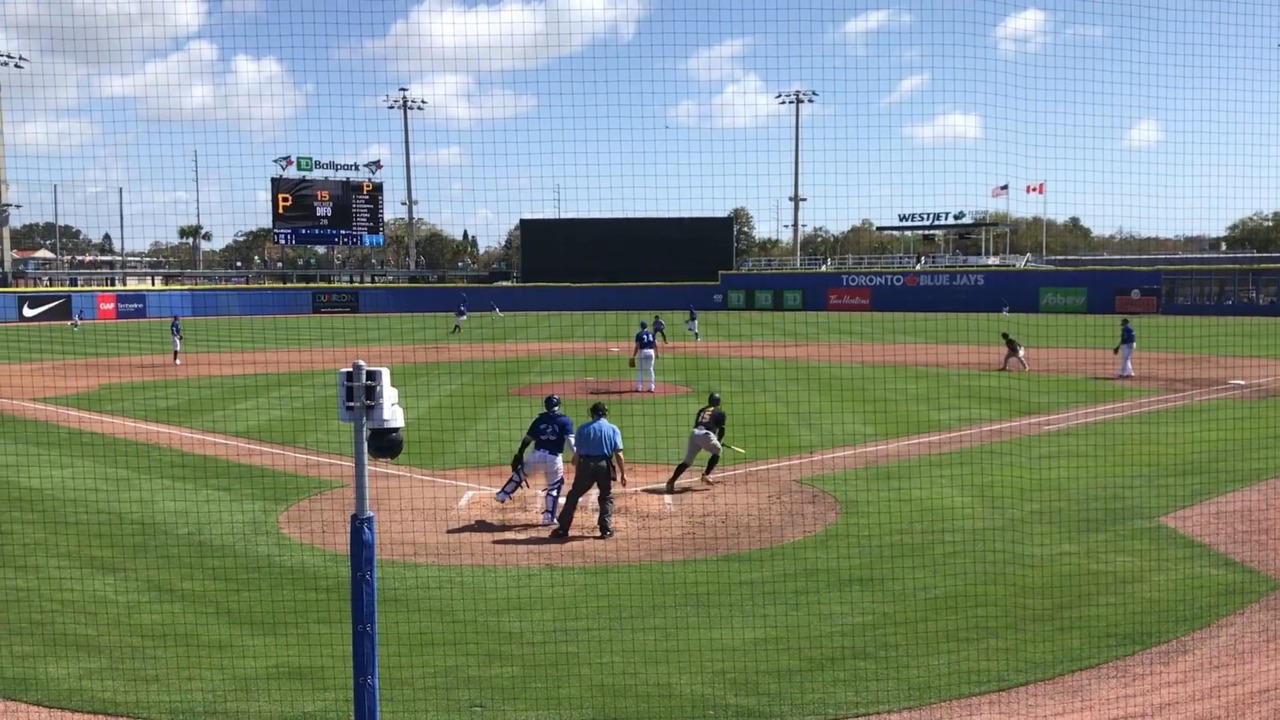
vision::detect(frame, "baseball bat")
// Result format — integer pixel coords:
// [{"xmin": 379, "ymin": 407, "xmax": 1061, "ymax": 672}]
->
[{"xmin": 724, "ymin": 444, "xmax": 746, "ymax": 454}]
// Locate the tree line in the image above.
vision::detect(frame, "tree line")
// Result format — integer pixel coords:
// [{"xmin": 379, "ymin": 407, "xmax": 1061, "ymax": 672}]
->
[{"xmin": 11, "ymin": 207, "xmax": 1280, "ymax": 272}]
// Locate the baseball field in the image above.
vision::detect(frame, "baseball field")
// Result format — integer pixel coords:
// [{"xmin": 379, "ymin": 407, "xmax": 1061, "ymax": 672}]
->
[{"xmin": 0, "ymin": 310, "xmax": 1278, "ymax": 719}]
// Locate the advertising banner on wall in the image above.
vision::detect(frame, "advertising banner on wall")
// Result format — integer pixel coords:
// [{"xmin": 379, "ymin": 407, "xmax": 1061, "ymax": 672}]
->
[
  {"xmin": 116, "ymin": 294, "xmax": 148, "ymax": 319},
  {"xmin": 312, "ymin": 291, "xmax": 360, "ymax": 314},
  {"xmin": 1038, "ymin": 287, "xmax": 1088, "ymax": 313},
  {"xmin": 1114, "ymin": 287, "xmax": 1160, "ymax": 314},
  {"xmin": 826, "ymin": 288, "xmax": 872, "ymax": 311},
  {"xmin": 17, "ymin": 294, "xmax": 73, "ymax": 323},
  {"xmin": 781, "ymin": 290, "xmax": 803, "ymax": 310}
]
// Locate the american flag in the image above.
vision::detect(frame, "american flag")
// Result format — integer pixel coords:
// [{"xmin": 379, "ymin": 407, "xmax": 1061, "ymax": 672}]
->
[
  {"xmin": 1026, "ymin": 181, "xmax": 1045, "ymax": 195},
  {"xmin": 991, "ymin": 183, "xmax": 1009, "ymax": 197}
]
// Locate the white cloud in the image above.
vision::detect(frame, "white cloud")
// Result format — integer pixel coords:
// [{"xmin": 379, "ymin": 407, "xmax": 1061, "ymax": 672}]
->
[
  {"xmin": 403, "ymin": 75, "xmax": 537, "ymax": 123},
  {"xmin": 881, "ymin": 73, "xmax": 929, "ymax": 105},
  {"xmin": 94, "ymin": 40, "xmax": 309, "ymax": 134},
  {"xmin": 683, "ymin": 38, "xmax": 752, "ymax": 83},
  {"xmin": 416, "ymin": 146, "xmax": 466, "ymax": 167},
  {"xmin": 364, "ymin": 0, "xmax": 646, "ymax": 75},
  {"xmin": 6, "ymin": 117, "xmax": 100, "ymax": 153},
  {"xmin": 903, "ymin": 112, "xmax": 983, "ymax": 143},
  {"xmin": 668, "ymin": 73, "xmax": 786, "ymax": 130},
  {"xmin": 1123, "ymin": 118, "xmax": 1164, "ymax": 149},
  {"xmin": 0, "ymin": 0, "xmax": 206, "ymax": 65},
  {"xmin": 841, "ymin": 9, "xmax": 911, "ymax": 45},
  {"xmin": 994, "ymin": 8, "xmax": 1049, "ymax": 54}
]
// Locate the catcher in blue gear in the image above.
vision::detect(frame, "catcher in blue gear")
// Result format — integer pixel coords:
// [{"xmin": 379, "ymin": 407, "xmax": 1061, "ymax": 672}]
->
[{"xmin": 497, "ymin": 395, "xmax": 576, "ymax": 526}]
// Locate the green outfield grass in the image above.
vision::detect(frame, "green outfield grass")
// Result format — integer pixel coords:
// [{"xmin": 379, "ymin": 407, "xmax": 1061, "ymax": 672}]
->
[
  {"xmin": 0, "ymin": 397, "xmax": 1274, "ymax": 720},
  {"xmin": 1, "ymin": 311, "xmax": 1279, "ymax": 362},
  {"xmin": 47, "ymin": 356, "xmax": 1148, "ymax": 468}
]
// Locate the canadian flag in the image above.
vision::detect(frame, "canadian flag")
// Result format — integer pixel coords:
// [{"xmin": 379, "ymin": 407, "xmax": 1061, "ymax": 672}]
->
[{"xmin": 1025, "ymin": 182, "xmax": 1045, "ymax": 195}]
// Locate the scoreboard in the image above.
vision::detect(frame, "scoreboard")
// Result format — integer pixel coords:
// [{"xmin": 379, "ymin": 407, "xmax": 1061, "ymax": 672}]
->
[{"xmin": 271, "ymin": 177, "xmax": 385, "ymax": 246}]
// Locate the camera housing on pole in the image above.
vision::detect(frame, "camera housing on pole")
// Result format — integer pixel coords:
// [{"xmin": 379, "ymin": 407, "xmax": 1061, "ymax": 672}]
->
[{"xmin": 338, "ymin": 365, "xmax": 406, "ymax": 461}]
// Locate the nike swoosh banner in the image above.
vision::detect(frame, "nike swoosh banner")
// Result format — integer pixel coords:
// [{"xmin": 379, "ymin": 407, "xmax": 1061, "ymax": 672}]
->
[{"xmin": 17, "ymin": 294, "xmax": 73, "ymax": 323}]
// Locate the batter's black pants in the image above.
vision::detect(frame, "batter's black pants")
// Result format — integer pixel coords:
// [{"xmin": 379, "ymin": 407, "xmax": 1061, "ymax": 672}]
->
[{"xmin": 557, "ymin": 458, "xmax": 614, "ymax": 534}]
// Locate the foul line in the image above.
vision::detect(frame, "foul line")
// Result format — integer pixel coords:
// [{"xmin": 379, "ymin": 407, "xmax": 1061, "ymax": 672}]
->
[
  {"xmin": 627, "ymin": 378, "xmax": 1274, "ymax": 494},
  {"xmin": 3, "ymin": 375, "xmax": 1274, "ymax": 500},
  {"xmin": 0, "ymin": 399, "xmax": 492, "ymax": 491}
]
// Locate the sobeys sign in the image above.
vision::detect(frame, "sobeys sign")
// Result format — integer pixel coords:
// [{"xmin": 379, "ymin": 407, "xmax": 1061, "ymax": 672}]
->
[{"xmin": 1039, "ymin": 287, "xmax": 1087, "ymax": 313}]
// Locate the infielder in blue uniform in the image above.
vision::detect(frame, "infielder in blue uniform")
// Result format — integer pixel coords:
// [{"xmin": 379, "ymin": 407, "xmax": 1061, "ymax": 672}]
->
[
  {"xmin": 451, "ymin": 299, "xmax": 468, "ymax": 333},
  {"xmin": 686, "ymin": 305, "xmax": 700, "ymax": 341},
  {"xmin": 171, "ymin": 316, "xmax": 183, "ymax": 365},
  {"xmin": 632, "ymin": 321, "xmax": 658, "ymax": 393},
  {"xmin": 499, "ymin": 395, "xmax": 576, "ymax": 525},
  {"xmin": 1114, "ymin": 318, "xmax": 1136, "ymax": 379},
  {"xmin": 652, "ymin": 315, "xmax": 668, "ymax": 344}
]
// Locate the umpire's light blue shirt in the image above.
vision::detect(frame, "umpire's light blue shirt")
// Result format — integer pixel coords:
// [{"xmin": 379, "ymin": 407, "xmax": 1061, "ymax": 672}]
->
[{"xmin": 575, "ymin": 418, "xmax": 623, "ymax": 458}]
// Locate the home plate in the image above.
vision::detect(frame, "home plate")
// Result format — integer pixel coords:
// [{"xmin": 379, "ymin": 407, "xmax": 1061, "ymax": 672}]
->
[{"xmin": 1227, "ymin": 380, "xmax": 1247, "ymax": 386}]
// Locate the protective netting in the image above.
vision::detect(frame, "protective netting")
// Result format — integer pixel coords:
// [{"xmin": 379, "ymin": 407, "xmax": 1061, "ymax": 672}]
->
[{"xmin": 1, "ymin": 2, "xmax": 1278, "ymax": 720}]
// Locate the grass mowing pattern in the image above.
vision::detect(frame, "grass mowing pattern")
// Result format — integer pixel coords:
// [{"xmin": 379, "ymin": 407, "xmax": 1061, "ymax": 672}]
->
[
  {"xmin": 5, "ymin": 311, "xmax": 1280, "ymax": 361},
  {"xmin": 0, "ymin": 399, "xmax": 1274, "ymax": 719},
  {"xmin": 48, "ymin": 356, "xmax": 1148, "ymax": 468}
]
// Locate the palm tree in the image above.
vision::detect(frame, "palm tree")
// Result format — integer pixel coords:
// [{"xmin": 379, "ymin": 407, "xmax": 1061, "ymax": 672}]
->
[{"xmin": 177, "ymin": 224, "xmax": 213, "ymax": 270}]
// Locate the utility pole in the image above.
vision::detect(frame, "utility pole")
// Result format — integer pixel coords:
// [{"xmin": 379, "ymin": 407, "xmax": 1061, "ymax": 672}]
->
[
  {"xmin": 193, "ymin": 150, "xmax": 203, "ymax": 270},
  {"xmin": 119, "ymin": 186, "xmax": 125, "ymax": 284},
  {"xmin": 384, "ymin": 88, "xmax": 427, "ymax": 271},
  {"xmin": 1, "ymin": 50, "xmax": 31, "ymax": 286},
  {"xmin": 554, "ymin": 183, "xmax": 561, "ymax": 218},
  {"xmin": 776, "ymin": 90, "xmax": 817, "ymax": 263},
  {"xmin": 53, "ymin": 184, "xmax": 60, "ymax": 270}
]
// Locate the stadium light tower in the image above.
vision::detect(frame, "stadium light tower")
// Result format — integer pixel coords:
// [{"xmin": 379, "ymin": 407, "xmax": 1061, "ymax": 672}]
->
[
  {"xmin": 776, "ymin": 89, "xmax": 817, "ymax": 263},
  {"xmin": 384, "ymin": 88, "xmax": 427, "ymax": 271},
  {"xmin": 0, "ymin": 51, "xmax": 30, "ymax": 285}
]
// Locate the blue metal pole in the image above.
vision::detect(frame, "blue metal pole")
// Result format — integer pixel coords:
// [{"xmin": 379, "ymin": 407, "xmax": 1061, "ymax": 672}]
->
[{"xmin": 349, "ymin": 360, "xmax": 379, "ymax": 720}]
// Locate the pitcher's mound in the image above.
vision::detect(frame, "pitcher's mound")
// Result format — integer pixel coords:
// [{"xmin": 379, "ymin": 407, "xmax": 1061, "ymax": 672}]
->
[{"xmin": 512, "ymin": 380, "xmax": 692, "ymax": 398}]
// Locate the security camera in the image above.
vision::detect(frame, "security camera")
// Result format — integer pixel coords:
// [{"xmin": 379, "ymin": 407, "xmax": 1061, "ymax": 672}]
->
[
  {"xmin": 338, "ymin": 366, "xmax": 406, "ymax": 461},
  {"xmin": 367, "ymin": 385, "xmax": 405, "ymax": 461}
]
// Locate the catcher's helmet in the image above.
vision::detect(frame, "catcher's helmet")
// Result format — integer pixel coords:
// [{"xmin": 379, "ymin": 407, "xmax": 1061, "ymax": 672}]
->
[
  {"xmin": 589, "ymin": 401, "xmax": 609, "ymax": 419},
  {"xmin": 544, "ymin": 395, "xmax": 561, "ymax": 412},
  {"xmin": 707, "ymin": 392, "xmax": 721, "ymax": 407}
]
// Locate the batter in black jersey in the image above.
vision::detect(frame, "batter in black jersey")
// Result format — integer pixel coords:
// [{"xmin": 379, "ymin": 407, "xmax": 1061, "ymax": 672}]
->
[{"xmin": 664, "ymin": 393, "xmax": 727, "ymax": 493}]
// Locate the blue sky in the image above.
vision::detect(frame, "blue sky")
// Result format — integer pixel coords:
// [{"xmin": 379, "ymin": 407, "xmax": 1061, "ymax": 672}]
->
[{"xmin": 1, "ymin": 0, "xmax": 1278, "ymax": 253}]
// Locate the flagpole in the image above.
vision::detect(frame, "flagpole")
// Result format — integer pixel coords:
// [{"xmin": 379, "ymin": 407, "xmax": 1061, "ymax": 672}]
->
[{"xmin": 1041, "ymin": 182, "xmax": 1047, "ymax": 259}]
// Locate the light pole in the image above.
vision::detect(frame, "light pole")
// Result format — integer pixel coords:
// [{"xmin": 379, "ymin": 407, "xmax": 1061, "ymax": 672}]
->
[
  {"xmin": 1, "ymin": 51, "xmax": 30, "ymax": 286},
  {"xmin": 776, "ymin": 89, "xmax": 817, "ymax": 263},
  {"xmin": 384, "ymin": 88, "xmax": 427, "ymax": 271}
]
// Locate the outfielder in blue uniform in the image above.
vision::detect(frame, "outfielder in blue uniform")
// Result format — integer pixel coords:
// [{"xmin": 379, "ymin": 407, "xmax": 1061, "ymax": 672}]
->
[
  {"xmin": 490, "ymin": 300, "xmax": 503, "ymax": 317},
  {"xmin": 1114, "ymin": 318, "xmax": 1136, "ymax": 379},
  {"xmin": 171, "ymin": 316, "xmax": 183, "ymax": 365},
  {"xmin": 499, "ymin": 395, "xmax": 576, "ymax": 526},
  {"xmin": 652, "ymin": 315, "xmax": 668, "ymax": 344},
  {"xmin": 632, "ymin": 321, "xmax": 658, "ymax": 392},
  {"xmin": 451, "ymin": 300, "xmax": 468, "ymax": 334},
  {"xmin": 69, "ymin": 310, "xmax": 83, "ymax": 331},
  {"xmin": 686, "ymin": 305, "xmax": 700, "ymax": 341}
]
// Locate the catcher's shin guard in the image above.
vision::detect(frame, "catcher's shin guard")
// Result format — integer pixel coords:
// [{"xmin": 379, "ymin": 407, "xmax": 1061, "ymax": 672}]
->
[
  {"xmin": 495, "ymin": 469, "xmax": 527, "ymax": 503},
  {"xmin": 544, "ymin": 477, "xmax": 564, "ymax": 516}
]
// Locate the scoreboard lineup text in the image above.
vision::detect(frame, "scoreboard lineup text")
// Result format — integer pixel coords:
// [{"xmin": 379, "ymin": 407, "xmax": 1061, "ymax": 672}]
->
[{"xmin": 270, "ymin": 177, "xmax": 386, "ymax": 246}]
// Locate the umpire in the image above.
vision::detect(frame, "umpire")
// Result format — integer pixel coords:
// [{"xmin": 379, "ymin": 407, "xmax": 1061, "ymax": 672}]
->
[{"xmin": 551, "ymin": 401, "xmax": 628, "ymax": 539}]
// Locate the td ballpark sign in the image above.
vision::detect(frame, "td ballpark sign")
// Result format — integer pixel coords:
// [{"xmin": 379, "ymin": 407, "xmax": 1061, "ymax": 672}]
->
[
  {"xmin": 839, "ymin": 272, "xmax": 987, "ymax": 287},
  {"xmin": 273, "ymin": 155, "xmax": 383, "ymax": 176}
]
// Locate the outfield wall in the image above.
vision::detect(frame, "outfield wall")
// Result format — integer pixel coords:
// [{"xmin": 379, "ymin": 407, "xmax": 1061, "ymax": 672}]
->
[{"xmin": 2, "ymin": 268, "xmax": 1278, "ymax": 323}]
